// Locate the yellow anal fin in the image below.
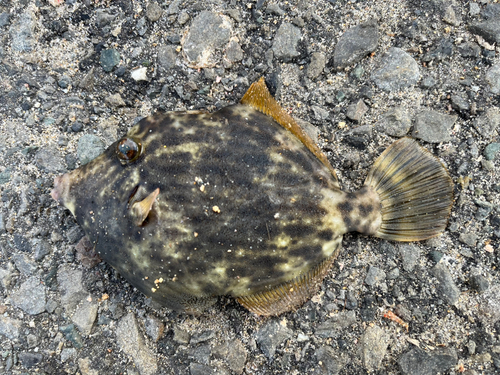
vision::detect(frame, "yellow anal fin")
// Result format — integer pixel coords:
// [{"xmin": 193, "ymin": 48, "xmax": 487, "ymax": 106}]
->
[
  {"xmin": 130, "ymin": 188, "xmax": 160, "ymax": 226},
  {"xmin": 236, "ymin": 256, "xmax": 336, "ymax": 316},
  {"xmin": 364, "ymin": 137, "xmax": 454, "ymax": 241},
  {"xmin": 241, "ymin": 77, "xmax": 339, "ymax": 186}
]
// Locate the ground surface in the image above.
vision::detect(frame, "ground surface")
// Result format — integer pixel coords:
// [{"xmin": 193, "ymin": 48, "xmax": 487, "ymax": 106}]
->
[{"xmin": 0, "ymin": 0, "xmax": 499, "ymax": 374}]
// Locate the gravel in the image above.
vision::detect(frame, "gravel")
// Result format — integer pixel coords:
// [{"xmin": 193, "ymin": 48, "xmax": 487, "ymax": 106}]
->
[{"xmin": 0, "ymin": 1, "xmax": 499, "ymax": 374}]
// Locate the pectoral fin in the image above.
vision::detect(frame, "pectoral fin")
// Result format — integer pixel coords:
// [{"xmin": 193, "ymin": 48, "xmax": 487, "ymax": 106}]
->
[{"xmin": 130, "ymin": 188, "xmax": 160, "ymax": 226}]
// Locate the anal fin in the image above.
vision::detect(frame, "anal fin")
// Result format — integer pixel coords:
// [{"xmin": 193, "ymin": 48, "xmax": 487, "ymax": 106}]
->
[
  {"xmin": 364, "ymin": 137, "xmax": 454, "ymax": 241},
  {"xmin": 241, "ymin": 77, "xmax": 339, "ymax": 187},
  {"xmin": 236, "ymin": 255, "xmax": 337, "ymax": 316}
]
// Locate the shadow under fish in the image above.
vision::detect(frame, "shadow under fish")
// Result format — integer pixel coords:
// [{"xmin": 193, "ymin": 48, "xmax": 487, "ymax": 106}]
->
[{"xmin": 51, "ymin": 78, "xmax": 454, "ymax": 316}]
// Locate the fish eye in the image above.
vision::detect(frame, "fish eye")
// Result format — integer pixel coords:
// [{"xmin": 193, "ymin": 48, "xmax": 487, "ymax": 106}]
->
[{"xmin": 116, "ymin": 137, "xmax": 142, "ymax": 162}]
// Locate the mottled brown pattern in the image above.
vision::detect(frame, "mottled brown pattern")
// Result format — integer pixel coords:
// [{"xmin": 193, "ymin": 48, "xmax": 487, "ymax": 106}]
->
[
  {"xmin": 52, "ymin": 89, "xmax": 453, "ymax": 315},
  {"xmin": 53, "ymin": 104, "xmax": 348, "ymax": 312}
]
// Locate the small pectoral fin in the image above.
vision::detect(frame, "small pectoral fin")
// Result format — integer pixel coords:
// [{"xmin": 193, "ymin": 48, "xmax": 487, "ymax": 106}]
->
[
  {"xmin": 241, "ymin": 77, "xmax": 339, "ymax": 187},
  {"xmin": 130, "ymin": 188, "xmax": 160, "ymax": 226}
]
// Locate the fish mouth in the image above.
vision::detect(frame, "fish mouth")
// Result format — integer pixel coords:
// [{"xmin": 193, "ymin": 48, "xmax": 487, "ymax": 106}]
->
[
  {"xmin": 51, "ymin": 173, "xmax": 71, "ymax": 207},
  {"xmin": 51, "ymin": 173, "xmax": 77, "ymax": 216}
]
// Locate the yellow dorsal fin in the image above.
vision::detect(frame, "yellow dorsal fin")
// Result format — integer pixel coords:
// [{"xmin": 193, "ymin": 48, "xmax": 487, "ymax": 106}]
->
[
  {"xmin": 241, "ymin": 77, "xmax": 339, "ymax": 185},
  {"xmin": 130, "ymin": 188, "xmax": 160, "ymax": 226}
]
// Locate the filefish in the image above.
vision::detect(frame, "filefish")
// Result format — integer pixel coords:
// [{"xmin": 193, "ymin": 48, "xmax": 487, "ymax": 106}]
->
[{"xmin": 51, "ymin": 78, "xmax": 453, "ymax": 315}]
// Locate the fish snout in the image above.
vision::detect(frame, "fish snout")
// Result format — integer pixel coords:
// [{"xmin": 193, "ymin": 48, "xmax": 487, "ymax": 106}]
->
[{"xmin": 51, "ymin": 173, "xmax": 71, "ymax": 207}]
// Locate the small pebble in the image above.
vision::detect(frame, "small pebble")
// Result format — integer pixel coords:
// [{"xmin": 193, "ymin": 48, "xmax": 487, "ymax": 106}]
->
[{"xmin": 484, "ymin": 142, "xmax": 500, "ymax": 160}]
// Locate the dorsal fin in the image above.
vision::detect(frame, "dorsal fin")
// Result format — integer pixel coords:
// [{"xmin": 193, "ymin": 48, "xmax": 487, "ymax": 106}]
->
[{"xmin": 241, "ymin": 77, "xmax": 339, "ymax": 186}]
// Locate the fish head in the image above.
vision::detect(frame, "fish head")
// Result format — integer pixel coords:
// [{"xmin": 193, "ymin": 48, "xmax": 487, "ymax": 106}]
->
[{"xmin": 51, "ymin": 120, "xmax": 161, "ymax": 249}]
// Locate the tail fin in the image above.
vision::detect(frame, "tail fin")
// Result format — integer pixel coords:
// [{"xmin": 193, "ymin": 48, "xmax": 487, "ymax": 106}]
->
[{"xmin": 364, "ymin": 138, "xmax": 453, "ymax": 241}]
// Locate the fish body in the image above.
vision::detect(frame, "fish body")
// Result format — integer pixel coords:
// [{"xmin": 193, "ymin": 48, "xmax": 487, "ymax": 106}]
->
[{"xmin": 52, "ymin": 78, "xmax": 453, "ymax": 315}]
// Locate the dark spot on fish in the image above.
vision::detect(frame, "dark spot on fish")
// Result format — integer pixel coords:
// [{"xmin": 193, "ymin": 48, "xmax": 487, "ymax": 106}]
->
[
  {"xmin": 289, "ymin": 245, "xmax": 323, "ymax": 261},
  {"xmin": 359, "ymin": 204, "xmax": 373, "ymax": 216},
  {"xmin": 199, "ymin": 164, "xmax": 224, "ymax": 176},
  {"xmin": 283, "ymin": 224, "xmax": 315, "ymax": 237},
  {"xmin": 352, "ymin": 219, "xmax": 360, "ymax": 229},
  {"xmin": 230, "ymin": 174, "xmax": 253, "ymax": 189},
  {"xmin": 311, "ymin": 173, "xmax": 328, "ymax": 187},
  {"xmin": 360, "ymin": 224, "xmax": 373, "ymax": 235},
  {"xmin": 202, "ymin": 283, "xmax": 219, "ymax": 296},
  {"xmin": 269, "ymin": 171, "xmax": 307, "ymax": 186},
  {"xmin": 169, "ymin": 193, "xmax": 190, "ymax": 204},
  {"xmin": 251, "ymin": 267, "xmax": 285, "ymax": 284},
  {"xmin": 338, "ymin": 201, "xmax": 353, "ymax": 215},
  {"xmin": 241, "ymin": 153, "xmax": 271, "ymax": 170},
  {"xmin": 318, "ymin": 229, "xmax": 334, "ymax": 241},
  {"xmin": 280, "ymin": 149, "xmax": 314, "ymax": 172},
  {"xmin": 162, "ymin": 163, "xmax": 191, "ymax": 175},
  {"xmin": 163, "ymin": 135, "xmax": 183, "ymax": 146},
  {"xmin": 231, "ymin": 265, "xmax": 257, "ymax": 278}
]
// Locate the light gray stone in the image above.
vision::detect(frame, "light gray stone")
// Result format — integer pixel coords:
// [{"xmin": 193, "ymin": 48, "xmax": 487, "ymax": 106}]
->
[
  {"xmin": 182, "ymin": 11, "xmax": 232, "ymax": 67},
  {"xmin": 431, "ymin": 262, "xmax": 460, "ymax": 304},
  {"xmin": 412, "ymin": 110, "xmax": 457, "ymax": 143},
  {"xmin": 365, "ymin": 266, "xmax": 386, "ymax": 286},
  {"xmin": 72, "ymin": 298, "xmax": 98, "ymax": 335},
  {"xmin": 399, "ymin": 244, "xmax": 421, "ymax": 272},
  {"xmin": 315, "ymin": 311, "xmax": 357, "ymax": 338},
  {"xmin": 474, "ymin": 107, "xmax": 500, "ymax": 139},
  {"xmin": 358, "ymin": 325, "xmax": 390, "ymax": 371},
  {"xmin": 375, "ymin": 107, "xmax": 411, "ymax": 137},
  {"xmin": 372, "ymin": 47, "xmax": 420, "ymax": 91},
  {"xmin": 11, "ymin": 276, "xmax": 46, "ymax": 315},
  {"xmin": 0, "ymin": 316, "xmax": 22, "ymax": 340},
  {"xmin": 58, "ymin": 264, "xmax": 88, "ymax": 314},
  {"xmin": 272, "ymin": 22, "xmax": 302, "ymax": 61},
  {"xmin": 116, "ymin": 312, "xmax": 157, "ymax": 375},
  {"xmin": 486, "ymin": 64, "xmax": 500, "ymax": 94},
  {"xmin": 256, "ymin": 319, "xmax": 292, "ymax": 359},
  {"xmin": 307, "ymin": 52, "xmax": 326, "ymax": 79}
]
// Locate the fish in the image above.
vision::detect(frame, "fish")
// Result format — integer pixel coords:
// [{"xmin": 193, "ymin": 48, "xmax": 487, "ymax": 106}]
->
[{"xmin": 51, "ymin": 78, "xmax": 454, "ymax": 316}]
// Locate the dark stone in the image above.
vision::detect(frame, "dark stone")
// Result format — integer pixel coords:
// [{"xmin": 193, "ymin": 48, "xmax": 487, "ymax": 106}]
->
[
  {"xmin": 398, "ymin": 347, "xmax": 457, "ymax": 375},
  {"xmin": 60, "ymin": 324, "xmax": 84, "ymax": 349},
  {"xmin": 431, "ymin": 263, "xmax": 460, "ymax": 305},
  {"xmin": 189, "ymin": 363, "xmax": 215, "ymax": 375},
  {"xmin": 256, "ymin": 320, "xmax": 292, "ymax": 359},
  {"xmin": 470, "ymin": 19, "xmax": 500, "ymax": 44},
  {"xmin": 0, "ymin": 12, "xmax": 10, "ymax": 27},
  {"xmin": 457, "ymin": 42, "xmax": 481, "ymax": 58},
  {"xmin": 18, "ymin": 352, "xmax": 43, "ymax": 368},
  {"xmin": 315, "ymin": 346, "xmax": 341, "ymax": 375},
  {"xmin": 333, "ymin": 19, "xmax": 378, "ymax": 70},
  {"xmin": 71, "ymin": 121, "xmax": 83, "ymax": 132},
  {"xmin": 422, "ymin": 39, "xmax": 453, "ymax": 62},
  {"xmin": 14, "ymin": 234, "xmax": 32, "ymax": 252},
  {"xmin": 188, "ymin": 344, "xmax": 211, "ymax": 365},
  {"xmin": 450, "ymin": 94, "xmax": 470, "ymax": 112},
  {"xmin": 428, "ymin": 250, "xmax": 444, "ymax": 263},
  {"xmin": 100, "ymin": 49, "xmax": 121, "ymax": 72},
  {"xmin": 469, "ymin": 274, "xmax": 490, "ymax": 293},
  {"xmin": 157, "ymin": 45, "xmax": 177, "ymax": 71},
  {"xmin": 375, "ymin": 107, "xmax": 411, "ymax": 137}
]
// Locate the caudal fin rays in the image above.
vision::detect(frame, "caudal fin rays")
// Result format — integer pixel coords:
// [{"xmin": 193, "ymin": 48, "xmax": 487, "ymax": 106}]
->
[{"xmin": 364, "ymin": 137, "xmax": 454, "ymax": 242}]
